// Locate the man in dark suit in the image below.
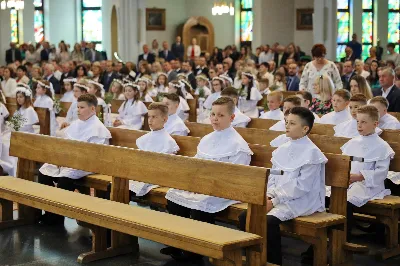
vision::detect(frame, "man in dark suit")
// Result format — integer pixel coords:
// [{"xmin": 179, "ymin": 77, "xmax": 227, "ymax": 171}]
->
[
  {"xmin": 44, "ymin": 63, "xmax": 61, "ymax": 94},
  {"xmin": 171, "ymin": 36, "xmax": 185, "ymax": 61},
  {"xmin": 84, "ymin": 43, "xmax": 103, "ymax": 62},
  {"xmin": 159, "ymin": 41, "xmax": 175, "ymax": 62},
  {"xmin": 373, "ymin": 68, "xmax": 400, "ymax": 112},
  {"xmin": 340, "ymin": 46, "xmax": 356, "ymax": 63},
  {"xmin": 195, "ymin": 56, "xmax": 209, "ymax": 78},
  {"xmin": 5, "ymin": 42, "xmax": 22, "ymax": 64},
  {"xmin": 163, "ymin": 61, "xmax": 177, "ymax": 82},
  {"xmin": 341, "ymin": 60, "xmax": 356, "ymax": 91},
  {"xmin": 182, "ymin": 60, "xmax": 196, "ymax": 90},
  {"xmin": 59, "ymin": 62, "xmax": 74, "ymax": 87},
  {"xmin": 274, "ymin": 45, "xmax": 288, "ymax": 68},
  {"xmin": 286, "ymin": 63, "xmax": 300, "ymax": 91},
  {"xmin": 138, "ymin": 44, "xmax": 155, "ymax": 64},
  {"xmin": 101, "ymin": 61, "xmax": 120, "ymax": 92},
  {"xmin": 40, "ymin": 42, "xmax": 51, "ymax": 62}
]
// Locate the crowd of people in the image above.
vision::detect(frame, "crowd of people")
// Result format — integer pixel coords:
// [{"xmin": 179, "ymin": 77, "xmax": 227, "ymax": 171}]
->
[{"xmin": 1, "ymin": 34, "xmax": 400, "ymax": 265}]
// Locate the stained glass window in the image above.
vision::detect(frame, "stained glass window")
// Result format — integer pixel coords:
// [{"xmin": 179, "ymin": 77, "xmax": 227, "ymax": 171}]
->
[
  {"xmin": 33, "ymin": 0, "xmax": 42, "ymax": 7},
  {"xmin": 362, "ymin": 1, "xmax": 374, "ymax": 60},
  {"xmin": 389, "ymin": 1, "xmax": 400, "ymax": 53},
  {"xmin": 10, "ymin": 9, "xmax": 18, "ymax": 43},
  {"xmin": 240, "ymin": 0, "xmax": 253, "ymax": 47},
  {"xmin": 33, "ymin": 0, "xmax": 44, "ymax": 43},
  {"xmin": 337, "ymin": 1, "xmax": 351, "ymax": 61},
  {"xmin": 81, "ymin": 0, "xmax": 102, "ymax": 50}
]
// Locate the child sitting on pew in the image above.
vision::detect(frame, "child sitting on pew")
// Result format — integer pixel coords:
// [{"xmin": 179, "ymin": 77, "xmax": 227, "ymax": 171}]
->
[
  {"xmin": 87, "ymin": 80, "xmax": 106, "ymax": 108},
  {"xmin": 38, "ymin": 94, "xmax": 111, "ymax": 225},
  {"xmin": 110, "ymin": 79, "xmax": 125, "ymax": 100},
  {"xmin": 194, "ymin": 74, "xmax": 211, "ymax": 98},
  {"xmin": 221, "ymin": 87, "xmax": 251, "ymax": 127},
  {"xmin": 334, "ymin": 94, "xmax": 382, "ymax": 138},
  {"xmin": 168, "ymin": 81, "xmax": 190, "ymax": 121},
  {"xmin": 137, "ymin": 77, "xmax": 155, "ymax": 102},
  {"xmin": 319, "ymin": 89, "xmax": 352, "ymax": 125},
  {"xmin": 60, "ymin": 78, "xmax": 76, "ymax": 102},
  {"xmin": 163, "ymin": 97, "xmax": 253, "ymax": 260},
  {"xmin": 59, "ymin": 80, "xmax": 88, "ymax": 130},
  {"xmin": 270, "ymin": 95, "xmax": 302, "ymax": 131},
  {"xmin": 130, "ymin": 102, "xmax": 179, "ymax": 197},
  {"xmin": 239, "ymin": 107, "xmax": 327, "ymax": 265},
  {"xmin": 161, "ymin": 93, "xmax": 190, "ymax": 136},
  {"xmin": 113, "ymin": 83, "xmax": 148, "ymax": 130},
  {"xmin": 370, "ymin": 96, "xmax": 400, "ymax": 130},
  {"xmin": 259, "ymin": 91, "xmax": 284, "ymax": 120},
  {"xmin": 34, "ymin": 80, "xmax": 58, "ymax": 136},
  {"xmin": 296, "ymin": 91, "xmax": 321, "ymax": 123},
  {"xmin": 330, "ymin": 105, "xmax": 394, "ymax": 240},
  {"xmin": 238, "ymin": 70, "xmax": 263, "ymax": 118}
]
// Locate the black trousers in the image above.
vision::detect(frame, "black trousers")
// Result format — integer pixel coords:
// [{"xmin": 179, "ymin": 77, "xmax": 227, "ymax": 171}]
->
[
  {"xmin": 167, "ymin": 200, "xmax": 217, "ymax": 224},
  {"xmin": 239, "ymin": 211, "xmax": 282, "ymax": 265},
  {"xmin": 385, "ymin": 179, "xmax": 400, "ymax": 197}
]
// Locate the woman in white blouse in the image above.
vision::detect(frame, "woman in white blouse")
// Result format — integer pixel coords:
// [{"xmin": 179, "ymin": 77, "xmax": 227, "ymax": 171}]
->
[
  {"xmin": 1, "ymin": 67, "xmax": 17, "ymax": 98},
  {"xmin": 25, "ymin": 44, "xmax": 38, "ymax": 64},
  {"xmin": 186, "ymin": 37, "xmax": 201, "ymax": 60},
  {"xmin": 299, "ymin": 44, "xmax": 343, "ymax": 95}
]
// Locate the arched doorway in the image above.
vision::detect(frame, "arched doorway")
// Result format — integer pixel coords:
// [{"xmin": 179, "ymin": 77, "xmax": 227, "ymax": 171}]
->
[
  {"xmin": 181, "ymin": 16, "xmax": 215, "ymax": 58},
  {"xmin": 111, "ymin": 5, "xmax": 118, "ymax": 60}
]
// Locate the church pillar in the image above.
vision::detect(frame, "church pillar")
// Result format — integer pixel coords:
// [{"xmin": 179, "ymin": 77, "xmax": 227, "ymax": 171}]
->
[
  {"xmin": 351, "ymin": 0, "xmax": 362, "ymax": 40},
  {"xmin": 313, "ymin": 0, "xmax": 337, "ymax": 61},
  {"xmin": 376, "ymin": 0, "xmax": 388, "ymax": 50}
]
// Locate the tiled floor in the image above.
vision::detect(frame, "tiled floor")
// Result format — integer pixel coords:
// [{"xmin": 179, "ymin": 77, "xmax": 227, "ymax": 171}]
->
[{"xmin": 1, "ymin": 210, "xmax": 400, "ymax": 266}]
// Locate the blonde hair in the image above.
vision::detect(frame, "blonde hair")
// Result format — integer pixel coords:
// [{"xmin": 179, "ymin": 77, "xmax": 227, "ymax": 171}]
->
[
  {"xmin": 314, "ymin": 74, "xmax": 334, "ymax": 102},
  {"xmin": 268, "ymin": 91, "xmax": 283, "ymax": 102},
  {"xmin": 357, "ymin": 105, "xmax": 379, "ymax": 122}
]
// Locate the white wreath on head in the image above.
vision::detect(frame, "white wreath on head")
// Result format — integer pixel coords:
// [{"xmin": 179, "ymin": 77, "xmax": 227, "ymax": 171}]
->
[
  {"xmin": 88, "ymin": 80, "xmax": 105, "ymax": 97},
  {"xmin": 16, "ymin": 84, "xmax": 32, "ymax": 97}
]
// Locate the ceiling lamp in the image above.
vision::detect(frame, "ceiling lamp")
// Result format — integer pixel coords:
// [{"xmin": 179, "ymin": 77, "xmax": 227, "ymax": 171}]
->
[
  {"xmin": 1, "ymin": 0, "xmax": 24, "ymax": 10},
  {"xmin": 212, "ymin": 1, "xmax": 234, "ymax": 16}
]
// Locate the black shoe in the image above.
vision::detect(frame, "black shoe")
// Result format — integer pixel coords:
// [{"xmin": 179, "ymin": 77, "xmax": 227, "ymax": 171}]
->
[
  {"xmin": 39, "ymin": 213, "xmax": 64, "ymax": 226},
  {"xmin": 171, "ymin": 250, "xmax": 203, "ymax": 261},
  {"xmin": 301, "ymin": 246, "xmax": 313, "ymax": 265},
  {"xmin": 160, "ymin": 246, "xmax": 182, "ymax": 256}
]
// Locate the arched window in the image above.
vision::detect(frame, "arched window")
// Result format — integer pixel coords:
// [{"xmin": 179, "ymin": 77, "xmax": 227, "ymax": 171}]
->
[
  {"xmin": 33, "ymin": 0, "xmax": 45, "ymax": 42},
  {"xmin": 81, "ymin": 0, "xmax": 103, "ymax": 50}
]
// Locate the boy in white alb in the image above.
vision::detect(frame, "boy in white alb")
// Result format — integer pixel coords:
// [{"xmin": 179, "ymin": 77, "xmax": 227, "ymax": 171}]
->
[
  {"xmin": 162, "ymin": 97, "xmax": 253, "ymax": 260},
  {"xmin": 129, "ymin": 103, "xmax": 180, "ymax": 197},
  {"xmin": 320, "ymin": 89, "xmax": 352, "ymax": 125},
  {"xmin": 38, "ymin": 94, "xmax": 111, "ymax": 225},
  {"xmin": 370, "ymin": 96, "xmax": 400, "ymax": 130},
  {"xmin": 270, "ymin": 95, "xmax": 302, "ymax": 131},
  {"xmin": 162, "ymin": 93, "xmax": 190, "ymax": 136},
  {"xmin": 334, "ymin": 94, "xmax": 382, "ymax": 138},
  {"xmin": 296, "ymin": 91, "xmax": 321, "ymax": 123},
  {"xmin": 259, "ymin": 91, "xmax": 284, "ymax": 120},
  {"xmin": 220, "ymin": 87, "xmax": 251, "ymax": 127},
  {"xmin": 240, "ymin": 107, "xmax": 327, "ymax": 265}
]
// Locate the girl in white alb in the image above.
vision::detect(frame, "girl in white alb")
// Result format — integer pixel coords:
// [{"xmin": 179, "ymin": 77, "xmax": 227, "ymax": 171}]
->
[
  {"xmin": 0, "ymin": 92, "xmax": 9, "ymax": 133},
  {"xmin": 87, "ymin": 80, "xmax": 106, "ymax": 108},
  {"xmin": 129, "ymin": 128, "xmax": 180, "ymax": 196},
  {"xmin": 137, "ymin": 77, "xmax": 155, "ymax": 102},
  {"xmin": 34, "ymin": 80, "xmax": 58, "ymax": 136},
  {"xmin": 168, "ymin": 81, "xmax": 190, "ymax": 121},
  {"xmin": 60, "ymin": 78, "xmax": 76, "ymax": 102},
  {"xmin": 109, "ymin": 79, "xmax": 126, "ymax": 100},
  {"xmin": 199, "ymin": 77, "xmax": 224, "ymax": 123},
  {"xmin": 238, "ymin": 71, "xmax": 263, "ymax": 118},
  {"xmin": 113, "ymin": 83, "xmax": 148, "ymax": 130},
  {"xmin": 155, "ymin": 73, "xmax": 169, "ymax": 94}
]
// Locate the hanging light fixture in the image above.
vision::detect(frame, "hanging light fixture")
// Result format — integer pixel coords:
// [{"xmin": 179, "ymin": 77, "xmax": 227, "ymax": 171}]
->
[
  {"xmin": 1, "ymin": 0, "xmax": 24, "ymax": 10},
  {"xmin": 212, "ymin": 1, "xmax": 234, "ymax": 16}
]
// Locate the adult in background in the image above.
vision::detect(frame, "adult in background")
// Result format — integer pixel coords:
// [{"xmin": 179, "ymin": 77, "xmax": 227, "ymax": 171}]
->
[
  {"xmin": 385, "ymin": 43, "xmax": 400, "ymax": 67},
  {"xmin": 187, "ymin": 37, "xmax": 201, "ymax": 60},
  {"xmin": 347, "ymin": 33, "xmax": 362, "ymax": 60},
  {"xmin": 340, "ymin": 46, "xmax": 356, "ymax": 63},
  {"xmin": 138, "ymin": 44, "xmax": 155, "ymax": 64},
  {"xmin": 341, "ymin": 60, "xmax": 356, "ymax": 91},
  {"xmin": 171, "ymin": 36, "xmax": 185, "ymax": 61},
  {"xmin": 274, "ymin": 45, "xmax": 288, "ymax": 68},
  {"xmin": 286, "ymin": 63, "xmax": 300, "ymax": 91},
  {"xmin": 163, "ymin": 61, "xmax": 177, "ymax": 82},
  {"xmin": 300, "ymin": 44, "xmax": 343, "ymax": 94},
  {"xmin": 85, "ymin": 43, "xmax": 103, "ymax": 63},
  {"xmin": 44, "ymin": 63, "xmax": 61, "ymax": 94},
  {"xmin": 1, "ymin": 67, "xmax": 17, "ymax": 97},
  {"xmin": 40, "ymin": 41, "xmax": 51, "ymax": 62},
  {"xmin": 373, "ymin": 67, "xmax": 400, "ymax": 112},
  {"xmin": 159, "ymin": 41, "xmax": 175, "ymax": 61},
  {"xmin": 71, "ymin": 43, "xmax": 84, "ymax": 62},
  {"xmin": 101, "ymin": 61, "xmax": 120, "ymax": 92},
  {"xmin": 6, "ymin": 42, "xmax": 22, "ymax": 64}
]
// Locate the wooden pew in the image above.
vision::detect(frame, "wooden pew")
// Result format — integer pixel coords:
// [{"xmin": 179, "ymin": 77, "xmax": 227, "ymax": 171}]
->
[
  {"xmin": 388, "ymin": 112, "xmax": 400, "ymax": 121},
  {"xmin": 81, "ymin": 127, "xmax": 353, "ymax": 266},
  {"xmin": 5, "ymin": 103, "xmax": 51, "ymax": 135},
  {"xmin": 1, "ymin": 132, "xmax": 269, "ymax": 265},
  {"xmin": 58, "ymin": 102, "xmax": 102, "ymax": 119},
  {"xmin": 5, "ymin": 97, "xmax": 16, "ymax": 104}
]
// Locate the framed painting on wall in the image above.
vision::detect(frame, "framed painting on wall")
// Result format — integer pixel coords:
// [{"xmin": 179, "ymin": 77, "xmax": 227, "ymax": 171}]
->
[
  {"xmin": 146, "ymin": 8, "xmax": 166, "ymax": 31},
  {"xmin": 296, "ymin": 9, "xmax": 313, "ymax": 30}
]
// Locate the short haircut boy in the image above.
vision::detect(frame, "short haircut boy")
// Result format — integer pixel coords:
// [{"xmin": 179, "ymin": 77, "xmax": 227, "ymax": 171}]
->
[
  {"xmin": 163, "ymin": 93, "xmax": 180, "ymax": 103},
  {"xmin": 283, "ymin": 95, "xmax": 302, "ymax": 106},
  {"xmin": 290, "ymin": 107, "xmax": 315, "ymax": 134},
  {"xmin": 357, "ymin": 105, "xmax": 379, "ymax": 122},
  {"xmin": 370, "ymin": 96, "xmax": 389, "ymax": 109},
  {"xmin": 268, "ymin": 91, "xmax": 283, "ymax": 102},
  {"xmin": 212, "ymin": 97, "xmax": 235, "ymax": 115},
  {"xmin": 148, "ymin": 102, "xmax": 169, "ymax": 117},
  {"xmin": 350, "ymin": 93, "xmax": 367, "ymax": 104},
  {"xmin": 334, "ymin": 89, "xmax": 351, "ymax": 101},
  {"xmin": 258, "ymin": 78, "xmax": 269, "ymax": 87},
  {"xmin": 78, "ymin": 94, "xmax": 97, "ymax": 107},
  {"xmin": 296, "ymin": 91, "xmax": 313, "ymax": 106},
  {"xmin": 221, "ymin": 87, "xmax": 239, "ymax": 98}
]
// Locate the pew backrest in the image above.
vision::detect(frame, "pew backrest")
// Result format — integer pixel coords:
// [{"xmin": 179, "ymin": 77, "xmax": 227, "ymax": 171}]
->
[{"xmin": 5, "ymin": 103, "xmax": 50, "ymax": 135}]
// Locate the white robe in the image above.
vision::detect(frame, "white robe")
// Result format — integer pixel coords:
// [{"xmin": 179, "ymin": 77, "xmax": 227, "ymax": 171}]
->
[
  {"xmin": 319, "ymin": 109, "xmax": 352, "ymax": 125},
  {"xmin": 60, "ymin": 91, "xmax": 75, "ymax": 102},
  {"xmin": 232, "ymin": 107, "xmax": 251, "ymax": 128},
  {"xmin": 177, "ymin": 96, "xmax": 190, "ymax": 121},
  {"xmin": 259, "ymin": 108, "xmax": 284, "ymax": 120},
  {"xmin": 0, "ymin": 103, "xmax": 9, "ymax": 133},
  {"xmin": 34, "ymin": 95, "xmax": 58, "ymax": 136},
  {"xmin": 270, "ymin": 119, "xmax": 286, "ymax": 132},
  {"xmin": 129, "ymin": 128, "xmax": 179, "ymax": 196},
  {"xmin": 379, "ymin": 113, "xmax": 400, "ymax": 130},
  {"xmin": 313, "ymin": 112, "xmax": 321, "ymax": 123},
  {"xmin": 164, "ymin": 113, "xmax": 190, "ymax": 136},
  {"xmin": 341, "ymin": 133, "xmax": 395, "ymax": 207},
  {"xmin": 39, "ymin": 115, "xmax": 111, "ymax": 179},
  {"xmin": 194, "ymin": 86, "xmax": 211, "ymax": 98},
  {"xmin": 65, "ymin": 100, "xmax": 78, "ymax": 124},
  {"xmin": 203, "ymin": 91, "xmax": 221, "ymax": 110},
  {"xmin": 270, "ymin": 134, "xmax": 290, "ymax": 148},
  {"xmin": 334, "ymin": 119, "xmax": 382, "ymax": 138},
  {"xmin": 238, "ymin": 86, "xmax": 263, "ymax": 118},
  {"xmin": 268, "ymin": 136, "xmax": 328, "ymax": 221},
  {"xmin": 115, "ymin": 99, "xmax": 147, "ymax": 130},
  {"xmin": 166, "ymin": 126, "xmax": 253, "ymax": 213},
  {"xmin": 140, "ymin": 92, "xmax": 154, "ymax": 103}
]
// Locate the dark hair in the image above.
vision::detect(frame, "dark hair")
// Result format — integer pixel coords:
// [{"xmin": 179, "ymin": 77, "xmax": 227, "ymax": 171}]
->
[
  {"xmin": 311, "ymin": 44, "xmax": 327, "ymax": 58},
  {"xmin": 350, "ymin": 93, "xmax": 367, "ymax": 104},
  {"xmin": 357, "ymin": 105, "xmax": 379, "ymax": 122},
  {"xmin": 241, "ymin": 74, "xmax": 254, "ymax": 100},
  {"xmin": 169, "ymin": 80, "xmax": 186, "ymax": 99},
  {"xmin": 334, "ymin": 89, "xmax": 351, "ymax": 101},
  {"xmin": 221, "ymin": 87, "xmax": 239, "ymax": 98},
  {"xmin": 123, "ymin": 84, "xmax": 140, "ymax": 103},
  {"xmin": 77, "ymin": 93, "xmax": 97, "ymax": 107},
  {"xmin": 212, "ymin": 96, "xmax": 235, "ymax": 115},
  {"xmin": 148, "ymin": 102, "xmax": 169, "ymax": 116},
  {"xmin": 17, "ymin": 65, "xmax": 27, "ymax": 73},
  {"xmin": 283, "ymin": 95, "xmax": 302, "ymax": 106},
  {"xmin": 289, "ymin": 107, "xmax": 315, "ymax": 134},
  {"xmin": 163, "ymin": 93, "xmax": 180, "ymax": 103},
  {"xmin": 260, "ymin": 62, "xmax": 270, "ymax": 70},
  {"xmin": 387, "ymin": 43, "xmax": 396, "ymax": 49},
  {"xmin": 296, "ymin": 91, "xmax": 313, "ymax": 106},
  {"xmin": 74, "ymin": 65, "xmax": 88, "ymax": 77},
  {"xmin": 37, "ymin": 80, "xmax": 53, "ymax": 98}
]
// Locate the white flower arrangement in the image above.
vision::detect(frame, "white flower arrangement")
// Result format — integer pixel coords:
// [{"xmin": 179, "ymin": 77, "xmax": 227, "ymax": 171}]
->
[{"xmin": 6, "ymin": 112, "xmax": 27, "ymax": 132}]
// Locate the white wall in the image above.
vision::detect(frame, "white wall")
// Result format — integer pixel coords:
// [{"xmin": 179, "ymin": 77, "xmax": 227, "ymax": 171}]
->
[
  {"xmin": 46, "ymin": 0, "xmax": 78, "ymax": 45},
  {"xmin": 0, "ymin": 9, "xmax": 11, "ymax": 65},
  {"xmin": 294, "ymin": 0, "xmax": 314, "ymax": 54}
]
